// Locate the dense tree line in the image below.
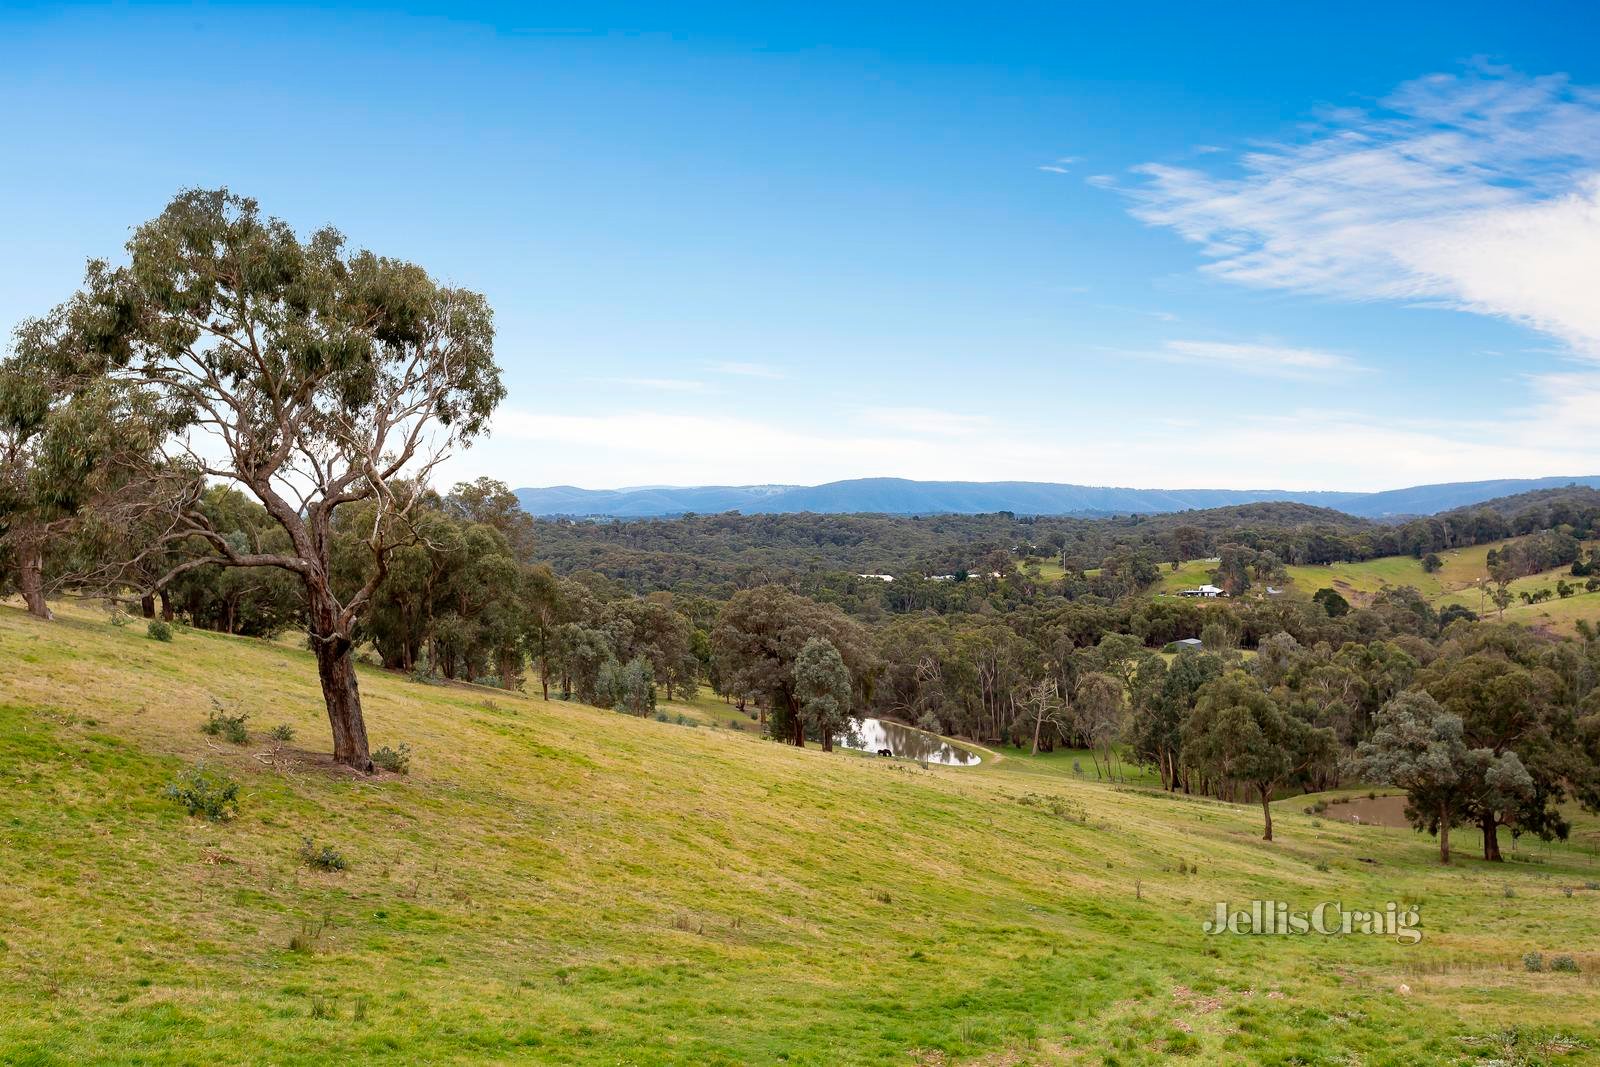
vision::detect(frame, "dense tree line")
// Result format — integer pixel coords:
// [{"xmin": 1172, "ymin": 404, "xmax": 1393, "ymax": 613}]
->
[{"xmin": 519, "ymin": 490, "xmax": 1600, "ymax": 611}]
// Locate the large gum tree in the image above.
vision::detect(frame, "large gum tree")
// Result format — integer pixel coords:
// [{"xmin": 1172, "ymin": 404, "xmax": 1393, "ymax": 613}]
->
[{"xmin": 33, "ymin": 188, "xmax": 503, "ymax": 770}]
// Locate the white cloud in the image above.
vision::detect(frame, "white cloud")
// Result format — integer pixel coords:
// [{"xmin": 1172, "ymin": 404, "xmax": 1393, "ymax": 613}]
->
[
  {"xmin": 440, "ymin": 68, "xmax": 1600, "ymax": 494},
  {"xmin": 860, "ymin": 407, "xmax": 995, "ymax": 436},
  {"xmin": 1152, "ymin": 339, "xmax": 1365, "ymax": 379},
  {"xmin": 1121, "ymin": 67, "xmax": 1600, "ymax": 356},
  {"xmin": 1038, "ymin": 156, "xmax": 1080, "ymax": 174},
  {"xmin": 448, "ymin": 381, "xmax": 1600, "ymax": 492}
]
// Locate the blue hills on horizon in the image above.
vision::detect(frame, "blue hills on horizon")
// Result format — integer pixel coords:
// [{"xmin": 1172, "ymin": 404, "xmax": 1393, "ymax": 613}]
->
[{"xmin": 514, "ymin": 475, "xmax": 1600, "ymax": 520}]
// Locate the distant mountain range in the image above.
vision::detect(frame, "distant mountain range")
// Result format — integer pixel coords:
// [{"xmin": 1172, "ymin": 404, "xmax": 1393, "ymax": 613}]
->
[{"xmin": 514, "ymin": 475, "xmax": 1600, "ymax": 520}]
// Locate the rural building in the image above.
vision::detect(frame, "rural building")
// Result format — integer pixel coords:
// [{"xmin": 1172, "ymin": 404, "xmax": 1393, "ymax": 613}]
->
[{"xmin": 1178, "ymin": 584, "xmax": 1225, "ymax": 598}]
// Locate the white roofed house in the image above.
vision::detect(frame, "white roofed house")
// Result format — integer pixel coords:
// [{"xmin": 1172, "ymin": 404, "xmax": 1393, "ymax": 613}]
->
[{"xmin": 1178, "ymin": 584, "xmax": 1225, "ymax": 598}]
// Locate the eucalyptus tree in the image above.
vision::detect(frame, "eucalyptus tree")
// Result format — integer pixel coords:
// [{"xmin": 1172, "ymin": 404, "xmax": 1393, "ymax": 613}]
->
[
  {"xmin": 1183, "ymin": 670, "xmax": 1335, "ymax": 841},
  {"xmin": 0, "ymin": 324, "xmax": 170, "ymax": 619},
  {"xmin": 1351, "ymin": 690, "xmax": 1531, "ymax": 864},
  {"xmin": 1072, "ymin": 671, "xmax": 1126, "ymax": 780},
  {"xmin": 604, "ymin": 593, "xmax": 698, "ymax": 700},
  {"xmin": 26, "ymin": 189, "xmax": 503, "ymax": 769},
  {"xmin": 1419, "ymin": 644, "xmax": 1566, "ymax": 860},
  {"xmin": 712, "ymin": 585, "xmax": 877, "ymax": 747},
  {"xmin": 1129, "ymin": 648, "xmax": 1222, "ymax": 791},
  {"xmin": 794, "ymin": 637, "xmax": 853, "ymax": 752},
  {"xmin": 520, "ymin": 564, "xmax": 566, "ymax": 700},
  {"xmin": 1021, "ymin": 676, "xmax": 1065, "ymax": 755}
]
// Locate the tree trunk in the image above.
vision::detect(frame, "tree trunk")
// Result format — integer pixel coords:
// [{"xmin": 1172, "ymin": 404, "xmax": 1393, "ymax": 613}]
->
[
  {"xmin": 792, "ymin": 710, "xmax": 804, "ymax": 748},
  {"xmin": 1260, "ymin": 786, "xmax": 1274, "ymax": 841},
  {"xmin": 1030, "ymin": 710, "xmax": 1043, "ymax": 755},
  {"xmin": 17, "ymin": 536, "xmax": 51, "ymax": 620},
  {"xmin": 1481, "ymin": 816, "xmax": 1502, "ymax": 862},
  {"xmin": 497, "ymin": 650, "xmax": 520, "ymax": 691},
  {"xmin": 140, "ymin": 593, "xmax": 156, "ymax": 619},
  {"xmin": 307, "ymin": 586, "xmax": 371, "ymax": 771},
  {"xmin": 1438, "ymin": 805, "xmax": 1451, "ymax": 865},
  {"xmin": 159, "ymin": 589, "xmax": 174, "ymax": 622}
]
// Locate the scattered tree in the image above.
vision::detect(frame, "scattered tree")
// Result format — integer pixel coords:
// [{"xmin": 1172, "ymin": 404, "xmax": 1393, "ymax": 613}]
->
[{"xmin": 32, "ymin": 189, "xmax": 503, "ymax": 769}]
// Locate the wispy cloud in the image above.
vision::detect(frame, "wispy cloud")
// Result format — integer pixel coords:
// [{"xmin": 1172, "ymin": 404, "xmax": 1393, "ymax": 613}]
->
[
  {"xmin": 1095, "ymin": 303, "xmax": 1179, "ymax": 323},
  {"xmin": 1119, "ymin": 66, "xmax": 1600, "ymax": 356},
  {"xmin": 1151, "ymin": 339, "xmax": 1365, "ymax": 379},
  {"xmin": 1037, "ymin": 155, "xmax": 1081, "ymax": 175},
  {"xmin": 709, "ymin": 360, "xmax": 785, "ymax": 380},
  {"xmin": 860, "ymin": 407, "xmax": 995, "ymax": 436},
  {"xmin": 471, "ymin": 388, "xmax": 1600, "ymax": 491}
]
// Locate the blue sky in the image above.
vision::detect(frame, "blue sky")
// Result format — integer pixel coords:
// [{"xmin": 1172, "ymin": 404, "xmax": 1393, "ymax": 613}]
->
[{"xmin": 4, "ymin": 2, "xmax": 1600, "ymax": 491}]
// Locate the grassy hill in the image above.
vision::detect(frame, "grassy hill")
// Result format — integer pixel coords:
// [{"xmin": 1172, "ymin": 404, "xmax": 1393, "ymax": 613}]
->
[
  {"xmin": 1152, "ymin": 538, "xmax": 1600, "ymax": 636},
  {"xmin": 2, "ymin": 603, "xmax": 1599, "ymax": 1064}
]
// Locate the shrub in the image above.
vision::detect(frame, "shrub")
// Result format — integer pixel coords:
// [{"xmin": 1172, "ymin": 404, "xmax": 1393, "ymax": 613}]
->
[
  {"xmin": 1314, "ymin": 859, "xmax": 1330, "ymax": 873},
  {"xmin": 1586, "ymin": 881, "xmax": 1600, "ymax": 891},
  {"xmin": 371, "ymin": 743, "xmax": 411, "ymax": 774},
  {"xmin": 1165, "ymin": 1032, "xmax": 1201, "ymax": 1056},
  {"xmin": 165, "ymin": 763, "xmax": 239, "ymax": 821},
  {"xmin": 299, "ymin": 837, "xmax": 348, "ymax": 872},
  {"xmin": 1016, "ymin": 792, "xmax": 1085, "ymax": 822},
  {"xmin": 1523, "ymin": 951, "xmax": 1543, "ymax": 972},
  {"xmin": 288, "ymin": 913, "xmax": 332, "ymax": 954},
  {"xmin": 147, "ymin": 619, "xmax": 173, "ymax": 642},
  {"xmin": 268, "ymin": 723, "xmax": 295, "ymax": 745},
  {"xmin": 1550, "ymin": 955, "xmax": 1580, "ymax": 973},
  {"xmin": 201, "ymin": 699, "xmax": 250, "ymax": 745},
  {"xmin": 108, "ymin": 610, "xmax": 130, "ymax": 628}
]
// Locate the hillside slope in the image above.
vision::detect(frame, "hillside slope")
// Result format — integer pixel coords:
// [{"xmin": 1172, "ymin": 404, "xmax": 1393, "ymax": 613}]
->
[
  {"xmin": 1153, "ymin": 535, "xmax": 1600, "ymax": 636},
  {"xmin": 1, "ymin": 605, "xmax": 1597, "ymax": 1064}
]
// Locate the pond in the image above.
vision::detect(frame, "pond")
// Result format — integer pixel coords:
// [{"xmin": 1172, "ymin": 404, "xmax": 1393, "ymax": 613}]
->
[
  {"xmin": 1321, "ymin": 794, "xmax": 1409, "ymax": 827},
  {"xmin": 835, "ymin": 717, "xmax": 982, "ymax": 766}
]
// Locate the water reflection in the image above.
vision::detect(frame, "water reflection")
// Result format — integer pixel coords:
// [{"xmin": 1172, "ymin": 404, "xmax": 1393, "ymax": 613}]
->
[{"xmin": 836, "ymin": 717, "xmax": 981, "ymax": 766}]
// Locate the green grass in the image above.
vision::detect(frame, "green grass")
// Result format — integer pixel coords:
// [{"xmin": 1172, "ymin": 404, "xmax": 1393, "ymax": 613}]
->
[
  {"xmin": 1154, "ymin": 559, "xmax": 1218, "ymax": 594},
  {"xmin": 2, "ymin": 602, "xmax": 1599, "ymax": 1064},
  {"xmin": 1149, "ymin": 538, "xmax": 1600, "ymax": 636}
]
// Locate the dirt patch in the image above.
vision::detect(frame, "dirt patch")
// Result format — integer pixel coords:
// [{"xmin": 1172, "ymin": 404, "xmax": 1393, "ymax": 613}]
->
[{"xmin": 1322, "ymin": 794, "xmax": 1409, "ymax": 827}]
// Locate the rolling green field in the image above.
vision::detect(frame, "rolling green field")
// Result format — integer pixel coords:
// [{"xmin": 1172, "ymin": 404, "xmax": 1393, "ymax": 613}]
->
[
  {"xmin": 1147, "ymin": 539, "xmax": 1600, "ymax": 636},
  {"xmin": 2, "ymin": 602, "xmax": 1599, "ymax": 1064}
]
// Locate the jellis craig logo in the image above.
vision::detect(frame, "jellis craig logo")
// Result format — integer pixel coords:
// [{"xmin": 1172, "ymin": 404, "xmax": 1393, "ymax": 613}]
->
[{"xmin": 1204, "ymin": 900, "xmax": 1422, "ymax": 943}]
